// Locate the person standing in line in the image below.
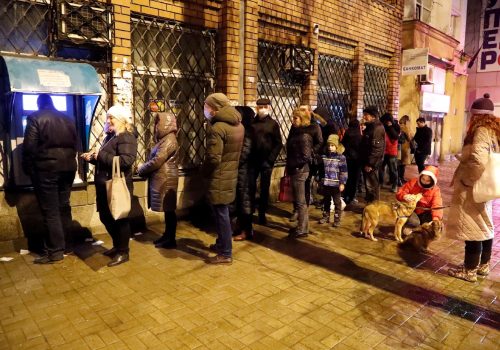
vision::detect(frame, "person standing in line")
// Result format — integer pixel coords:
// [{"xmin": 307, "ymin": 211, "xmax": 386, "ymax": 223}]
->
[
  {"xmin": 202, "ymin": 93, "xmax": 244, "ymax": 264},
  {"xmin": 447, "ymin": 94, "xmax": 499, "ymax": 282},
  {"xmin": 379, "ymin": 113, "xmax": 400, "ymax": 193},
  {"xmin": 359, "ymin": 106, "xmax": 385, "ymax": 203},
  {"xmin": 286, "ymin": 108, "xmax": 314, "ymax": 238},
  {"xmin": 317, "ymin": 135, "xmax": 348, "ymax": 227},
  {"xmin": 413, "ymin": 117, "xmax": 433, "ymax": 173},
  {"xmin": 341, "ymin": 118, "xmax": 362, "ymax": 205},
  {"xmin": 82, "ymin": 105, "xmax": 137, "ymax": 267},
  {"xmin": 22, "ymin": 94, "xmax": 78, "ymax": 264},
  {"xmin": 138, "ymin": 112, "xmax": 179, "ymax": 249},
  {"xmin": 398, "ymin": 115, "xmax": 413, "ymax": 184}
]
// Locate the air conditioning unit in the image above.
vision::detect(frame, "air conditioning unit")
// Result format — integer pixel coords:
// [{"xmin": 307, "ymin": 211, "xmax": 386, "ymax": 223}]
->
[
  {"xmin": 59, "ymin": 1, "xmax": 112, "ymax": 45},
  {"xmin": 283, "ymin": 46, "xmax": 314, "ymax": 74},
  {"xmin": 418, "ymin": 67, "xmax": 434, "ymax": 84}
]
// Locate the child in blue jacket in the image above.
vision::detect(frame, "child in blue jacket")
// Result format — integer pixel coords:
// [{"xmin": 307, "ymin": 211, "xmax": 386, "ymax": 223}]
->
[{"xmin": 318, "ymin": 134, "xmax": 348, "ymax": 227}]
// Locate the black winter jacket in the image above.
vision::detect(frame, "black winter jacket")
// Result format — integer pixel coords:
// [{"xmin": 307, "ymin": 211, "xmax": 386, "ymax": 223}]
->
[
  {"xmin": 286, "ymin": 126, "xmax": 313, "ymax": 174},
  {"xmin": 413, "ymin": 125, "xmax": 433, "ymax": 155},
  {"xmin": 22, "ymin": 107, "xmax": 77, "ymax": 174},
  {"xmin": 248, "ymin": 115, "xmax": 282, "ymax": 167},
  {"xmin": 360, "ymin": 120, "xmax": 385, "ymax": 168},
  {"xmin": 342, "ymin": 126, "xmax": 362, "ymax": 161}
]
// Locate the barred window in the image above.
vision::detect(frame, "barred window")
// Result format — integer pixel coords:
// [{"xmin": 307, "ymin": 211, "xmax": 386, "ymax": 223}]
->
[
  {"xmin": 363, "ymin": 64, "xmax": 388, "ymax": 116},
  {"xmin": 131, "ymin": 16, "xmax": 216, "ymax": 169}
]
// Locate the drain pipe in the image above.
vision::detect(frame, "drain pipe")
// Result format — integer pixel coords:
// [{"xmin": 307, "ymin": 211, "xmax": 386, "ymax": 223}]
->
[{"xmin": 239, "ymin": 0, "xmax": 245, "ymax": 105}]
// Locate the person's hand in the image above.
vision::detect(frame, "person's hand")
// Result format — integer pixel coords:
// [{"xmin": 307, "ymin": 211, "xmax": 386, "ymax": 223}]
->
[
  {"xmin": 403, "ymin": 194, "xmax": 416, "ymax": 202},
  {"xmin": 364, "ymin": 166, "xmax": 373, "ymax": 172},
  {"xmin": 80, "ymin": 152, "xmax": 95, "ymax": 162},
  {"xmin": 339, "ymin": 184, "xmax": 345, "ymax": 192},
  {"xmin": 387, "ymin": 121, "xmax": 392, "ymax": 126}
]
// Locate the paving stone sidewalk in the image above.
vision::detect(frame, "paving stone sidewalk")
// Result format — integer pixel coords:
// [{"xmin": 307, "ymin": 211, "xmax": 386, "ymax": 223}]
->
[{"xmin": 0, "ymin": 161, "xmax": 499, "ymax": 349}]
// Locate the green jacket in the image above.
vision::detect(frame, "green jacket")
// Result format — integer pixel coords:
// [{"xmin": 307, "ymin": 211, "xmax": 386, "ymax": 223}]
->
[{"xmin": 202, "ymin": 106, "xmax": 244, "ymax": 205}]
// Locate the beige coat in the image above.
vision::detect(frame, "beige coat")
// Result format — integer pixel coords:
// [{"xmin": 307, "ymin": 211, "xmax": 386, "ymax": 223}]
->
[
  {"xmin": 447, "ymin": 127, "xmax": 498, "ymax": 241},
  {"xmin": 399, "ymin": 124, "xmax": 413, "ymax": 165}
]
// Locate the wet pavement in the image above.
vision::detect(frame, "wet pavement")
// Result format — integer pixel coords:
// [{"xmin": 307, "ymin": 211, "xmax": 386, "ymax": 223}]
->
[{"xmin": 0, "ymin": 161, "xmax": 499, "ymax": 349}]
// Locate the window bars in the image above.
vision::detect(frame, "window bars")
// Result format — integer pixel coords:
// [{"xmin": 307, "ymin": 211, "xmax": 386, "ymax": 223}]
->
[
  {"xmin": 317, "ymin": 54, "xmax": 353, "ymax": 129},
  {"xmin": 257, "ymin": 41, "xmax": 303, "ymax": 163},
  {"xmin": 363, "ymin": 64, "xmax": 389, "ymax": 116},
  {"xmin": 131, "ymin": 16, "xmax": 216, "ymax": 169}
]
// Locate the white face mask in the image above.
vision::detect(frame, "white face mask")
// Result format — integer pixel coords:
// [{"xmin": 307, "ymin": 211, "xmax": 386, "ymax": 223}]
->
[
  {"xmin": 257, "ymin": 108, "xmax": 270, "ymax": 118},
  {"xmin": 204, "ymin": 108, "xmax": 213, "ymax": 120}
]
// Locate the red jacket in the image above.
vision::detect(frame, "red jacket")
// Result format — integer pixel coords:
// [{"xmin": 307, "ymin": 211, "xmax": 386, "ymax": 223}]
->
[
  {"xmin": 396, "ymin": 178, "xmax": 443, "ymax": 220},
  {"xmin": 384, "ymin": 133, "xmax": 398, "ymax": 156}
]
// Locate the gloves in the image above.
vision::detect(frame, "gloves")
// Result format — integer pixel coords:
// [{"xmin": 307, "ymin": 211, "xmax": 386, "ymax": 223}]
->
[{"xmin": 403, "ymin": 194, "xmax": 415, "ymax": 202}]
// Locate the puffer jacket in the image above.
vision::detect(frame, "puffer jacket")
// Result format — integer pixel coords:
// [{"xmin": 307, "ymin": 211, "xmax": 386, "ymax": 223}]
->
[
  {"xmin": 396, "ymin": 178, "xmax": 443, "ymax": 220},
  {"xmin": 447, "ymin": 126, "xmax": 498, "ymax": 241},
  {"xmin": 286, "ymin": 126, "xmax": 314, "ymax": 174},
  {"xmin": 94, "ymin": 131, "xmax": 138, "ymax": 212},
  {"xmin": 236, "ymin": 134, "xmax": 253, "ymax": 215},
  {"xmin": 360, "ymin": 120, "xmax": 385, "ymax": 168},
  {"xmin": 22, "ymin": 107, "xmax": 77, "ymax": 174},
  {"xmin": 138, "ymin": 113, "xmax": 179, "ymax": 212},
  {"xmin": 202, "ymin": 106, "xmax": 245, "ymax": 205}
]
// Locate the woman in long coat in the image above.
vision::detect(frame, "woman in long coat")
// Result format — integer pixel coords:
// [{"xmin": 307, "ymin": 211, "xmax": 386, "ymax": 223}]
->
[
  {"xmin": 447, "ymin": 94, "xmax": 500, "ymax": 282},
  {"xmin": 398, "ymin": 115, "xmax": 413, "ymax": 183},
  {"xmin": 138, "ymin": 112, "xmax": 179, "ymax": 249}
]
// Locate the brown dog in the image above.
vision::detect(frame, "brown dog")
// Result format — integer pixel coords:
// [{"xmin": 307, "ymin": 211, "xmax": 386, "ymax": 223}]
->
[
  {"xmin": 360, "ymin": 193, "xmax": 423, "ymax": 242},
  {"xmin": 398, "ymin": 219, "xmax": 442, "ymax": 252}
]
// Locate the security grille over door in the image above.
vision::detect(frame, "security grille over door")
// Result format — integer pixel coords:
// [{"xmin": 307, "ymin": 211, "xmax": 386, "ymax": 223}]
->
[
  {"xmin": 363, "ymin": 64, "xmax": 389, "ymax": 116},
  {"xmin": 257, "ymin": 41, "xmax": 303, "ymax": 163},
  {"xmin": 131, "ymin": 16, "xmax": 216, "ymax": 169},
  {"xmin": 0, "ymin": 0, "xmax": 51, "ymax": 55},
  {"xmin": 317, "ymin": 54, "xmax": 353, "ymax": 129}
]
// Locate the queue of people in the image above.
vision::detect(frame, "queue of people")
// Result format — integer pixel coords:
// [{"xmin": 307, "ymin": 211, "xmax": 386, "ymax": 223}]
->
[{"xmin": 23, "ymin": 93, "xmax": 497, "ymax": 283}]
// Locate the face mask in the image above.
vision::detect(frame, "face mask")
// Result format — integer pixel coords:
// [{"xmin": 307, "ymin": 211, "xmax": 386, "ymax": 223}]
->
[
  {"xmin": 204, "ymin": 108, "xmax": 213, "ymax": 120},
  {"xmin": 257, "ymin": 109, "xmax": 269, "ymax": 118}
]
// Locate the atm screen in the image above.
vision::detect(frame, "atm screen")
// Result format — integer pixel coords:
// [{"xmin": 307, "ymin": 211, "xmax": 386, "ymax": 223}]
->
[{"xmin": 22, "ymin": 94, "xmax": 67, "ymax": 112}]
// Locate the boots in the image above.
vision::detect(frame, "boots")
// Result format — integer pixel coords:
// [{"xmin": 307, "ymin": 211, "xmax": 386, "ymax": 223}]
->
[
  {"xmin": 318, "ymin": 212, "xmax": 330, "ymax": 224},
  {"xmin": 477, "ymin": 262, "xmax": 490, "ymax": 276},
  {"xmin": 332, "ymin": 212, "xmax": 341, "ymax": 227},
  {"xmin": 448, "ymin": 265, "xmax": 478, "ymax": 282}
]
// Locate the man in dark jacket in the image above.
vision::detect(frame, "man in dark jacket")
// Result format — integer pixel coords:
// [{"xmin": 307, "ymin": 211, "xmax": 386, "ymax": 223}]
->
[
  {"xmin": 359, "ymin": 106, "xmax": 385, "ymax": 202},
  {"xmin": 413, "ymin": 117, "xmax": 433, "ymax": 173},
  {"xmin": 22, "ymin": 94, "xmax": 77, "ymax": 264},
  {"xmin": 234, "ymin": 98, "xmax": 282, "ymax": 238},
  {"xmin": 202, "ymin": 93, "xmax": 244, "ymax": 264},
  {"xmin": 341, "ymin": 118, "xmax": 362, "ymax": 204}
]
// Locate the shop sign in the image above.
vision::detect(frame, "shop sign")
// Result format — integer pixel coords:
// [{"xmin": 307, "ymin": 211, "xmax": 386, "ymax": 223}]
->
[
  {"xmin": 478, "ymin": 1, "xmax": 500, "ymax": 72},
  {"xmin": 420, "ymin": 92, "xmax": 450, "ymax": 113},
  {"xmin": 402, "ymin": 48, "xmax": 428, "ymax": 76}
]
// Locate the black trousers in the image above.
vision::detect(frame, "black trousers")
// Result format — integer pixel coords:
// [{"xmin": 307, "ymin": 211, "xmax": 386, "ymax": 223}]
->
[
  {"xmin": 322, "ymin": 186, "xmax": 342, "ymax": 217},
  {"xmin": 248, "ymin": 164, "xmax": 273, "ymax": 216},
  {"xmin": 363, "ymin": 166, "xmax": 380, "ymax": 203},
  {"xmin": 464, "ymin": 239, "xmax": 493, "ymax": 269},
  {"xmin": 414, "ymin": 153, "xmax": 428, "ymax": 173},
  {"xmin": 32, "ymin": 171, "xmax": 75, "ymax": 258},
  {"xmin": 163, "ymin": 210, "xmax": 177, "ymax": 241},
  {"xmin": 344, "ymin": 159, "xmax": 361, "ymax": 203}
]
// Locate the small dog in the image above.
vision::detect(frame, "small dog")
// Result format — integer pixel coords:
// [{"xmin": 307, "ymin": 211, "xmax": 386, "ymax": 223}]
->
[
  {"xmin": 398, "ymin": 219, "xmax": 442, "ymax": 252},
  {"xmin": 360, "ymin": 193, "xmax": 423, "ymax": 242}
]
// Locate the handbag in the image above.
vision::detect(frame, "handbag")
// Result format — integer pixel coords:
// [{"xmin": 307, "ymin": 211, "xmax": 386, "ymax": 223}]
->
[
  {"xmin": 278, "ymin": 171, "xmax": 294, "ymax": 202},
  {"xmin": 106, "ymin": 156, "xmax": 131, "ymax": 220},
  {"xmin": 473, "ymin": 132, "xmax": 500, "ymax": 203}
]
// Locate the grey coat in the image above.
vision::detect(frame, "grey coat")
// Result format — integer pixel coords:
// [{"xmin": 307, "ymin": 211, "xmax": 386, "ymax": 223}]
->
[
  {"xmin": 138, "ymin": 113, "xmax": 179, "ymax": 212},
  {"xmin": 447, "ymin": 127, "xmax": 498, "ymax": 242}
]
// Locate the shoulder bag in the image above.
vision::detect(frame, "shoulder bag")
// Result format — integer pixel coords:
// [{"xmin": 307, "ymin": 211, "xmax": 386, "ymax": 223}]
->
[
  {"xmin": 473, "ymin": 132, "xmax": 500, "ymax": 203},
  {"xmin": 106, "ymin": 156, "xmax": 132, "ymax": 219}
]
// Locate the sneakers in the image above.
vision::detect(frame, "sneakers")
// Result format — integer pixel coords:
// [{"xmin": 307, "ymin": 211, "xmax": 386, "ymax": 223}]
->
[
  {"xmin": 318, "ymin": 213, "xmax": 330, "ymax": 224},
  {"xmin": 233, "ymin": 230, "xmax": 253, "ymax": 241},
  {"xmin": 332, "ymin": 213, "xmax": 341, "ymax": 227},
  {"xmin": 206, "ymin": 255, "xmax": 233, "ymax": 265},
  {"xmin": 477, "ymin": 262, "xmax": 490, "ymax": 276},
  {"xmin": 289, "ymin": 212, "xmax": 298, "ymax": 222},
  {"xmin": 448, "ymin": 266, "xmax": 478, "ymax": 282}
]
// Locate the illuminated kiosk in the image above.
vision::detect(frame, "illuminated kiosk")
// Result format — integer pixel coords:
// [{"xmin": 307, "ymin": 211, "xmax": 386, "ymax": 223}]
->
[{"xmin": 0, "ymin": 55, "xmax": 102, "ymax": 187}]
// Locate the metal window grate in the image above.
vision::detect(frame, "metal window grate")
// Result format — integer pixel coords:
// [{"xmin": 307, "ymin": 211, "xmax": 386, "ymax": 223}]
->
[
  {"xmin": 257, "ymin": 41, "xmax": 303, "ymax": 163},
  {"xmin": 0, "ymin": 0, "xmax": 51, "ymax": 56},
  {"xmin": 131, "ymin": 16, "xmax": 216, "ymax": 169},
  {"xmin": 363, "ymin": 64, "xmax": 388, "ymax": 116},
  {"xmin": 317, "ymin": 54, "xmax": 353, "ymax": 129}
]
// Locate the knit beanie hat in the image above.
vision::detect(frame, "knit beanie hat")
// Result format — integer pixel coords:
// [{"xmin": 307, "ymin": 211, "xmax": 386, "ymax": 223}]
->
[
  {"xmin": 205, "ymin": 93, "xmax": 231, "ymax": 110},
  {"xmin": 470, "ymin": 93, "xmax": 494, "ymax": 115},
  {"xmin": 326, "ymin": 134, "xmax": 345, "ymax": 154}
]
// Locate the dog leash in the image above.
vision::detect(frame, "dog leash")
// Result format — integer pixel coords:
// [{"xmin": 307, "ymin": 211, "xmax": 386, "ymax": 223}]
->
[{"xmin": 414, "ymin": 206, "xmax": 450, "ymax": 210}]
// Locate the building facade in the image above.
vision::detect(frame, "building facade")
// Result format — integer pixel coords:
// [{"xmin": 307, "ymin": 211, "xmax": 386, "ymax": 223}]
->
[
  {"xmin": 0, "ymin": 0, "xmax": 403, "ymax": 251},
  {"xmin": 400, "ymin": 0, "xmax": 469, "ymax": 163}
]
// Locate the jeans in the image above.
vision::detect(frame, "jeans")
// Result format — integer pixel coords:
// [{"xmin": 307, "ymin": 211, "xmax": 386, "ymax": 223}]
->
[
  {"xmin": 291, "ymin": 167, "xmax": 309, "ymax": 234},
  {"xmin": 344, "ymin": 159, "xmax": 361, "ymax": 203},
  {"xmin": 415, "ymin": 153, "xmax": 428, "ymax": 173},
  {"xmin": 248, "ymin": 165, "xmax": 273, "ymax": 216},
  {"xmin": 464, "ymin": 239, "xmax": 493, "ymax": 269},
  {"xmin": 378, "ymin": 155, "xmax": 398, "ymax": 188},
  {"xmin": 32, "ymin": 171, "xmax": 75, "ymax": 258},
  {"xmin": 363, "ymin": 166, "xmax": 380, "ymax": 203},
  {"xmin": 213, "ymin": 204, "xmax": 232, "ymax": 257},
  {"xmin": 323, "ymin": 186, "xmax": 342, "ymax": 218}
]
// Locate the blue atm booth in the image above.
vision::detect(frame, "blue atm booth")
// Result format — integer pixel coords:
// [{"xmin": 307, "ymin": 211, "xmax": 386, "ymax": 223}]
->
[{"xmin": 0, "ymin": 55, "xmax": 102, "ymax": 187}]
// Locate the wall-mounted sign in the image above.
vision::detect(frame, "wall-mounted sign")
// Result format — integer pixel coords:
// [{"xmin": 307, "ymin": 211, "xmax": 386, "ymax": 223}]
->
[
  {"xmin": 37, "ymin": 69, "xmax": 71, "ymax": 88},
  {"xmin": 402, "ymin": 48, "xmax": 429, "ymax": 76},
  {"xmin": 478, "ymin": 1, "xmax": 500, "ymax": 72},
  {"xmin": 420, "ymin": 91, "xmax": 450, "ymax": 113}
]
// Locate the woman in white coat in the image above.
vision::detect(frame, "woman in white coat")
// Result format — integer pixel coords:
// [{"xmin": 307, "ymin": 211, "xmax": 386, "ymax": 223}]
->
[{"xmin": 447, "ymin": 94, "xmax": 500, "ymax": 282}]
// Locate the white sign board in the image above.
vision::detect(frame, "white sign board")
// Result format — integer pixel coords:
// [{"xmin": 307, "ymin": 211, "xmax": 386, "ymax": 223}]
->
[
  {"xmin": 37, "ymin": 69, "xmax": 71, "ymax": 88},
  {"xmin": 402, "ymin": 48, "xmax": 429, "ymax": 76},
  {"xmin": 478, "ymin": 2, "xmax": 500, "ymax": 72},
  {"xmin": 420, "ymin": 91, "xmax": 450, "ymax": 113}
]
